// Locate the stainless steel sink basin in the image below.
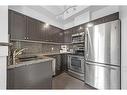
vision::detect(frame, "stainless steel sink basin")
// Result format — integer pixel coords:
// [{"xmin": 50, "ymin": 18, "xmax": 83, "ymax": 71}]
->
[{"xmin": 18, "ymin": 56, "xmax": 43, "ymax": 62}]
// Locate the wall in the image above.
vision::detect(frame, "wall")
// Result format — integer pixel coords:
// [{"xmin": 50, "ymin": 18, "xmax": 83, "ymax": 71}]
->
[
  {"xmin": 91, "ymin": 6, "xmax": 119, "ymax": 20},
  {"xmin": 0, "ymin": 6, "xmax": 8, "ymax": 89},
  {"xmin": 64, "ymin": 11, "xmax": 90, "ymax": 29},
  {"xmin": 119, "ymin": 6, "xmax": 127, "ymax": 89},
  {"xmin": 9, "ymin": 41, "xmax": 73, "ymax": 65},
  {"xmin": 74, "ymin": 11, "xmax": 90, "ymax": 26},
  {"xmin": 64, "ymin": 21, "xmax": 74, "ymax": 29},
  {"xmin": 64, "ymin": 6, "xmax": 119, "ymax": 29}
]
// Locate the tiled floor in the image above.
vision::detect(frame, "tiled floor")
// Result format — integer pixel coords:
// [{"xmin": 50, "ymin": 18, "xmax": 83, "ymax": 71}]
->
[{"xmin": 52, "ymin": 72, "xmax": 95, "ymax": 89}]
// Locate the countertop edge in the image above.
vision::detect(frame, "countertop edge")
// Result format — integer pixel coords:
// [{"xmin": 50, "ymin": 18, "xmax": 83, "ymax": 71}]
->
[{"xmin": 8, "ymin": 57, "xmax": 55, "ymax": 69}]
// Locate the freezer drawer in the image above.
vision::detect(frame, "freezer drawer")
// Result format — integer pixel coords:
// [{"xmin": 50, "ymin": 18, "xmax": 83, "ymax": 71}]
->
[{"xmin": 85, "ymin": 62, "xmax": 120, "ymax": 89}]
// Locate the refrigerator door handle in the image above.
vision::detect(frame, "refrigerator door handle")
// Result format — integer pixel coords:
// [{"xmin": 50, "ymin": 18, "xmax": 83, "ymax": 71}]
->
[
  {"xmin": 85, "ymin": 62, "xmax": 118, "ymax": 70},
  {"xmin": 85, "ymin": 28, "xmax": 89, "ymax": 59}
]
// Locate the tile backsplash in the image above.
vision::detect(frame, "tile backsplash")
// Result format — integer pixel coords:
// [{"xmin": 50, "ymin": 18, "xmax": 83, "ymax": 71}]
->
[{"xmin": 11, "ymin": 41, "xmax": 72, "ymax": 55}]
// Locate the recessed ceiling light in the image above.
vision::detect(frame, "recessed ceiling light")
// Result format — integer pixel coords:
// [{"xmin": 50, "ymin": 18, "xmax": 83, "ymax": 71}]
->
[
  {"xmin": 44, "ymin": 23, "xmax": 49, "ymax": 28},
  {"xmin": 87, "ymin": 23, "xmax": 94, "ymax": 28},
  {"xmin": 79, "ymin": 26, "xmax": 83, "ymax": 30}
]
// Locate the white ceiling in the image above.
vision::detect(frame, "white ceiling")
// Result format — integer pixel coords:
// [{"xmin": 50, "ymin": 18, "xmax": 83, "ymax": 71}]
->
[
  {"xmin": 40, "ymin": 6, "xmax": 90, "ymax": 20},
  {"xmin": 41, "ymin": 6, "xmax": 71, "ymax": 16}
]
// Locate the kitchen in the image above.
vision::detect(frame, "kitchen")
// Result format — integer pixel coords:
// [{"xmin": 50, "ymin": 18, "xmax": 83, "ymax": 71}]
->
[{"xmin": 0, "ymin": 5, "xmax": 127, "ymax": 90}]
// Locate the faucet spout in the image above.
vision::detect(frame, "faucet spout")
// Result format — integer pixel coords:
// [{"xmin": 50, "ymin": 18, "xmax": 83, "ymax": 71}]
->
[{"xmin": 13, "ymin": 48, "xmax": 28, "ymax": 64}]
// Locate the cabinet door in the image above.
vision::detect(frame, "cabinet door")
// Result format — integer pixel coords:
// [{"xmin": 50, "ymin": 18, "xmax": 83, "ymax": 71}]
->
[
  {"xmin": 14, "ymin": 65, "xmax": 29, "ymax": 89},
  {"xmin": 46, "ymin": 54, "xmax": 63, "ymax": 75},
  {"xmin": 27, "ymin": 61, "xmax": 52, "ymax": 89},
  {"xmin": 61, "ymin": 54, "xmax": 68, "ymax": 71},
  {"xmin": 64, "ymin": 28, "xmax": 73, "ymax": 43},
  {"xmin": 55, "ymin": 29, "xmax": 64, "ymax": 43},
  {"xmin": 58, "ymin": 32, "xmax": 64, "ymax": 43},
  {"xmin": 55, "ymin": 55, "xmax": 61, "ymax": 73},
  {"xmin": 7, "ymin": 68, "xmax": 15, "ymax": 89},
  {"xmin": 14, "ymin": 62, "xmax": 52, "ymax": 89},
  {"xmin": 27, "ymin": 17, "xmax": 42, "ymax": 41},
  {"xmin": 45, "ymin": 26, "xmax": 54, "ymax": 42},
  {"xmin": 52, "ymin": 27, "xmax": 64, "ymax": 43},
  {"xmin": 45, "ymin": 26, "xmax": 64, "ymax": 43},
  {"xmin": 9, "ymin": 10, "xmax": 27, "ymax": 40},
  {"xmin": 73, "ymin": 25, "xmax": 84, "ymax": 34},
  {"xmin": 38, "ymin": 22, "xmax": 46, "ymax": 41}
]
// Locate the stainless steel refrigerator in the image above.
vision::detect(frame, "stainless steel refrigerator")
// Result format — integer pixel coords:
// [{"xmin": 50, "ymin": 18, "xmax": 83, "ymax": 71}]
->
[{"xmin": 84, "ymin": 20, "xmax": 121, "ymax": 89}]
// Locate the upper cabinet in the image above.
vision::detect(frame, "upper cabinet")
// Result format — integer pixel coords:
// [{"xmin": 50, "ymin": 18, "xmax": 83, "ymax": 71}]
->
[
  {"xmin": 9, "ymin": 10, "xmax": 64, "ymax": 43},
  {"xmin": 27, "ymin": 17, "xmax": 42, "ymax": 41},
  {"xmin": 9, "ymin": 10, "xmax": 27, "ymax": 40},
  {"xmin": 44, "ymin": 25, "xmax": 64, "ymax": 43},
  {"xmin": 63, "ymin": 25, "xmax": 85, "ymax": 43},
  {"xmin": 64, "ymin": 28, "xmax": 73, "ymax": 43},
  {"xmin": 73, "ymin": 25, "xmax": 85, "ymax": 34}
]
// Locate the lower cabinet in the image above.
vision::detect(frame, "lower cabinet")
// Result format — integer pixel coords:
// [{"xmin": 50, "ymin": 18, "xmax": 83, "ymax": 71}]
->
[
  {"xmin": 61, "ymin": 54, "xmax": 68, "ymax": 72},
  {"xmin": 7, "ymin": 61, "xmax": 52, "ymax": 89},
  {"xmin": 46, "ymin": 54, "xmax": 68, "ymax": 76},
  {"xmin": 47, "ymin": 54, "xmax": 62, "ymax": 76}
]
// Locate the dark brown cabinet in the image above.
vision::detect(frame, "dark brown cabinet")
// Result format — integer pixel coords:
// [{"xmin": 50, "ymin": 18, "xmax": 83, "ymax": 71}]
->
[
  {"xmin": 7, "ymin": 68, "xmax": 14, "ymax": 89},
  {"xmin": 56, "ymin": 30, "xmax": 64, "ymax": 43},
  {"xmin": 63, "ymin": 25, "xmax": 85, "ymax": 43},
  {"xmin": 45, "ymin": 26, "xmax": 64, "ymax": 43},
  {"xmin": 7, "ymin": 61, "xmax": 52, "ymax": 89},
  {"xmin": 61, "ymin": 54, "xmax": 68, "ymax": 72},
  {"xmin": 9, "ymin": 10, "xmax": 27, "ymax": 40},
  {"xmin": 46, "ymin": 54, "xmax": 63, "ymax": 76},
  {"xmin": 73, "ymin": 25, "xmax": 85, "ymax": 34},
  {"xmin": 64, "ymin": 28, "xmax": 73, "ymax": 43},
  {"xmin": 46, "ymin": 54, "xmax": 68, "ymax": 76},
  {"xmin": 45, "ymin": 26, "xmax": 54, "ymax": 42},
  {"xmin": 27, "ymin": 17, "xmax": 42, "ymax": 41},
  {"xmin": 9, "ymin": 10, "xmax": 64, "ymax": 43},
  {"xmin": 52, "ymin": 27, "xmax": 64, "ymax": 43},
  {"xmin": 38, "ymin": 22, "xmax": 46, "ymax": 41}
]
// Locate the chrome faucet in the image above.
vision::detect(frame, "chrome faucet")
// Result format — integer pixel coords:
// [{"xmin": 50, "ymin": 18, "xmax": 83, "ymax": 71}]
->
[{"xmin": 13, "ymin": 48, "xmax": 28, "ymax": 64}]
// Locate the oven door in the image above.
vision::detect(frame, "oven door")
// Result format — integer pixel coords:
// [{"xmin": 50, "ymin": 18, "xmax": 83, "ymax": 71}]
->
[{"xmin": 68, "ymin": 55, "xmax": 84, "ymax": 73}]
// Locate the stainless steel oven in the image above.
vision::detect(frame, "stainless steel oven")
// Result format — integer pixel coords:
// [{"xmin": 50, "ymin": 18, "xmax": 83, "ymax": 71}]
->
[{"xmin": 68, "ymin": 55, "xmax": 84, "ymax": 81}]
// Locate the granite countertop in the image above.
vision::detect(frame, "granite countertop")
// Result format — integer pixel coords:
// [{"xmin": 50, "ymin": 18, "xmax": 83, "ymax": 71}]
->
[
  {"xmin": 8, "ymin": 56, "xmax": 55, "ymax": 69},
  {"xmin": 8, "ymin": 52, "xmax": 72, "ymax": 69},
  {"xmin": 17, "ymin": 52, "xmax": 72, "ymax": 57},
  {"xmin": 38, "ymin": 52, "xmax": 72, "ymax": 56}
]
